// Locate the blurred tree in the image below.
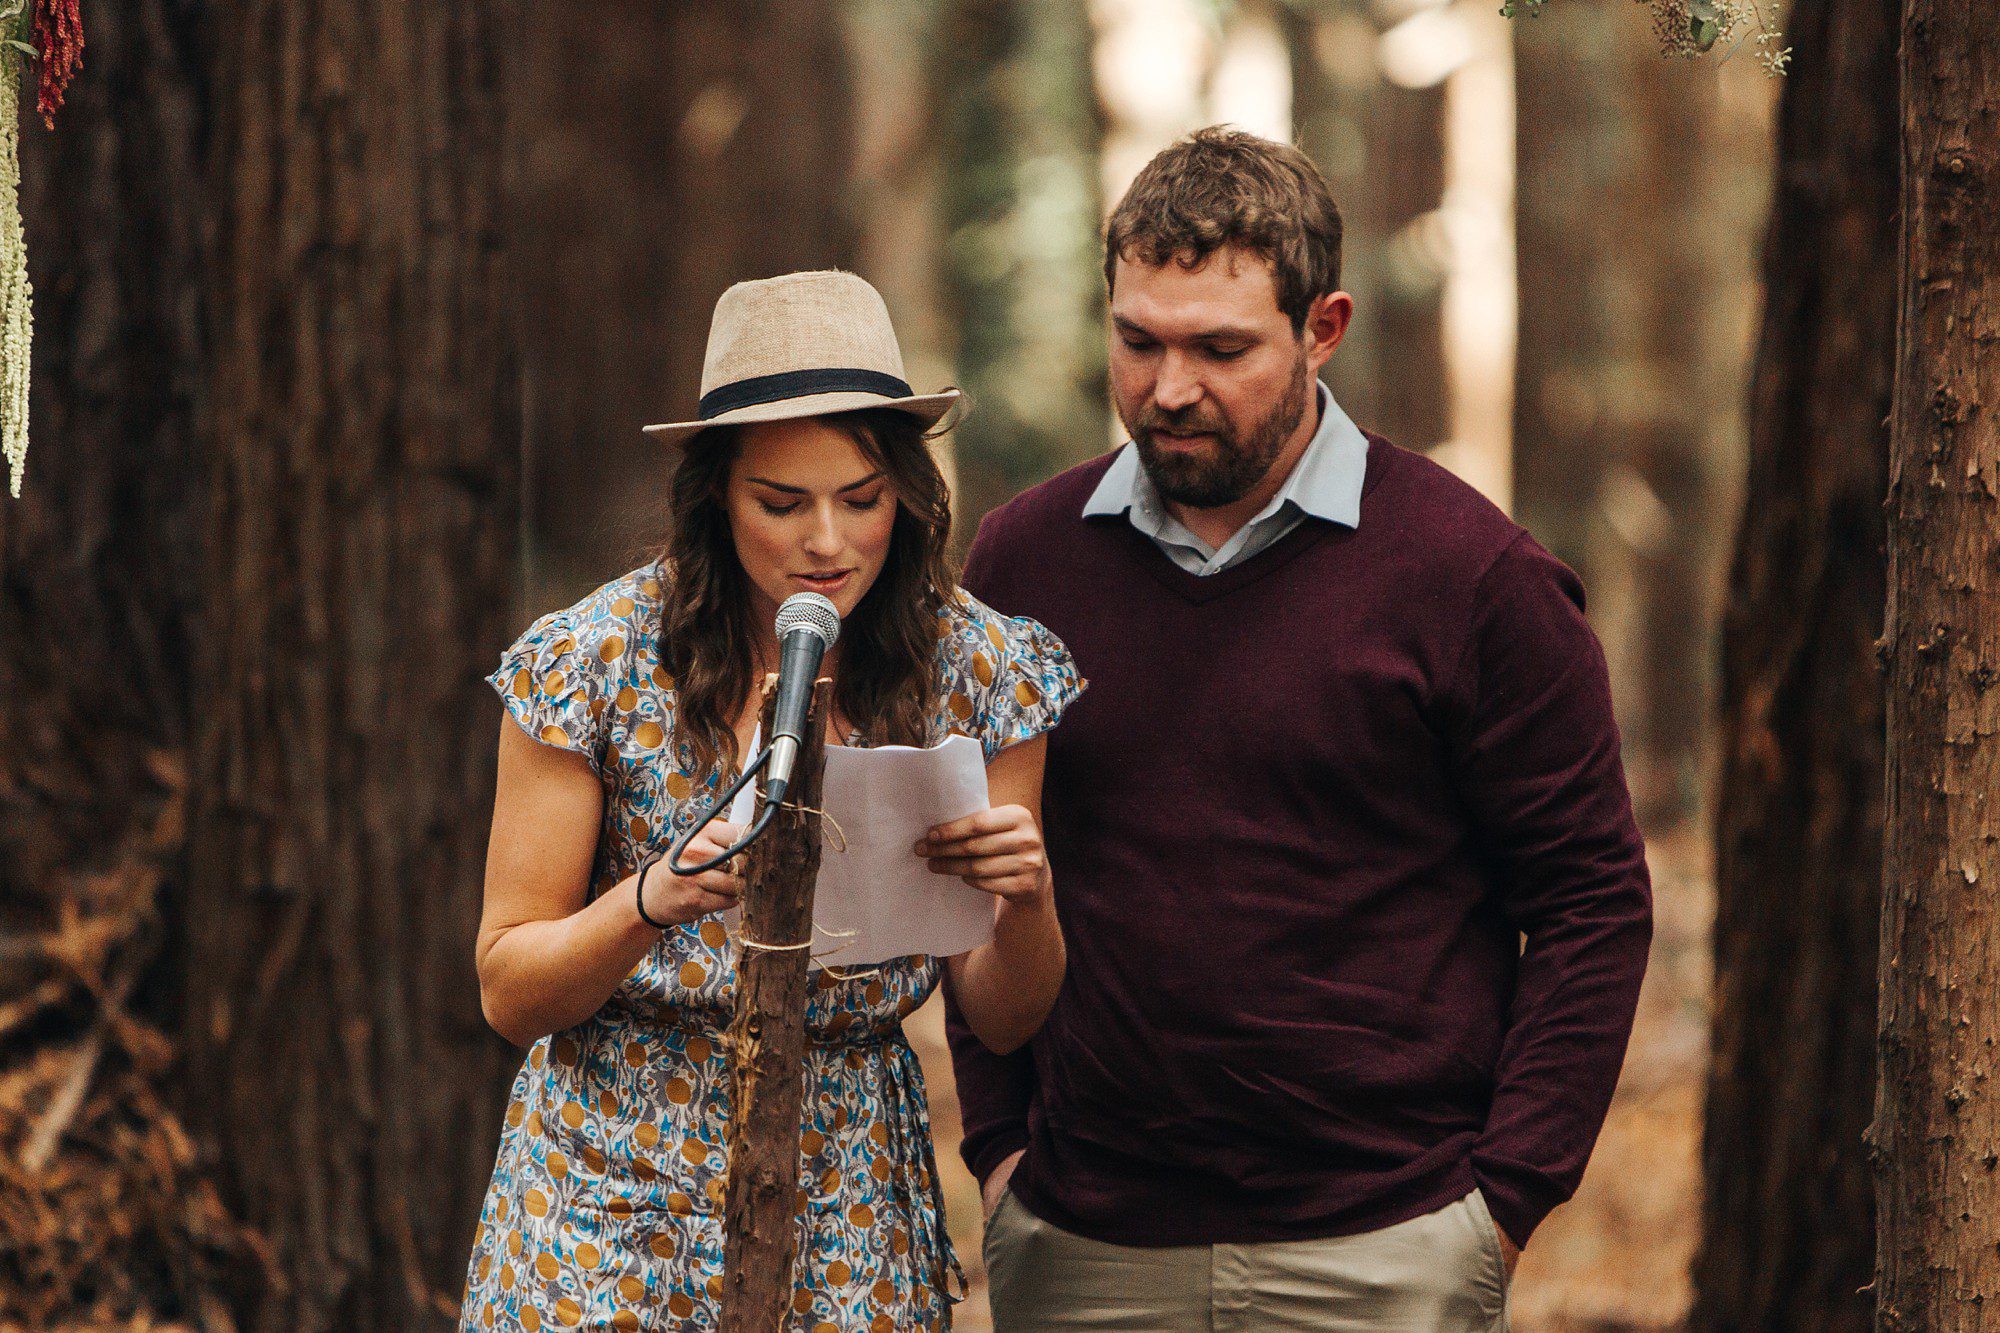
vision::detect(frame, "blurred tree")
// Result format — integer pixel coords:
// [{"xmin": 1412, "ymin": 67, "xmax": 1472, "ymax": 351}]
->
[
  {"xmin": 1284, "ymin": 0, "xmax": 1449, "ymax": 451},
  {"xmin": 513, "ymin": 0, "xmax": 857, "ymax": 609},
  {"xmin": 177, "ymin": 2, "xmax": 523, "ymax": 1328},
  {"xmin": 933, "ymin": 0, "xmax": 1107, "ymax": 536},
  {"xmin": 1511, "ymin": 0, "xmax": 1752, "ymax": 828},
  {"xmin": 1875, "ymin": 0, "xmax": 2000, "ymax": 1322},
  {"xmin": 0, "ymin": 2, "xmax": 222, "ymax": 1324},
  {"xmin": 849, "ymin": 0, "xmax": 954, "ymax": 474},
  {"xmin": 2, "ymin": 3, "xmax": 528, "ymax": 1328},
  {"xmin": 0, "ymin": 4, "xmax": 933, "ymax": 1323},
  {"xmin": 1692, "ymin": 0, "xmax": 1897, "ymax": 1326}
]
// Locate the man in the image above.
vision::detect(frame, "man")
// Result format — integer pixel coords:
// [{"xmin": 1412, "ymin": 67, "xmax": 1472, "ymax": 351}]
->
[{"xmin": 946, "ymin": 127, "xmax": 1652, "ymax": 1330}]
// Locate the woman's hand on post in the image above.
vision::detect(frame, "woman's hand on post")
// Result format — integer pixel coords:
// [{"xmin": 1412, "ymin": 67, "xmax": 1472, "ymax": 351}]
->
[
  {"xmin": 638, "ymin": 820, "xmax": 747, "ymax": 926},
  {"xmin": 916, "ymin": 805, "xmax": 1051, "ymax": 906}
]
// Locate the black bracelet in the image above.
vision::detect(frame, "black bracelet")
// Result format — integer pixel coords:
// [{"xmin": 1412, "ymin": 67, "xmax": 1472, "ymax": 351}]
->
[{"xmin": 634, "ymin": 858, "xmax": 673, "ymax": 930}]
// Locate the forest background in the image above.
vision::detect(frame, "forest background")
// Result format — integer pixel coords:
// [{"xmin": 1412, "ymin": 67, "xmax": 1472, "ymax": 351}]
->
[{"xmin": 0, "ymin": 0, "xmax": 1981, "ymax": 1328}]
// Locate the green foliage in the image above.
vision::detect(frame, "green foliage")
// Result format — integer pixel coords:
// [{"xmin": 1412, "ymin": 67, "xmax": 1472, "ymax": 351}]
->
[{"xmin": 1500, "ymin": 0, "xmax": 1792, "ymax": 75}]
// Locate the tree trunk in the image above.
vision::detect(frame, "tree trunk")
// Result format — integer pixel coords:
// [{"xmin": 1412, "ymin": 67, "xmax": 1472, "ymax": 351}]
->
[
  {"xmin": 1511, "ymin": 0, "xmax": 1752, "ymax": 827},
  {"xmin": 934, "ymin": 0, "xmax": 1106, "ymax": 535},
  {"xmin": 1511, "ymin": 0, "xmax": 1609, "ymax": 576},
  {"xmin": 0, "ymin": 10, "xmax": 202, "ymax": 930},
  {"xmin": 0, "ymin": 3, "xmax": 228, "ymax": 1325},
  {"xmin": 1875, "ymin": 1, "xmax": 2000, "ymax": 1325},
  {"xmin": 178, "ymin": 3, "xmax": 522, "ymax": 1328},
  {"xmin": 850, "ymin": 0, "xmax": 953, "ymax": 474},
  {"xmin": 513, "ymin": 0, "xmax": 856, "ymax": 608},
  {"xmin": 1691, "ymin": 0, "xmax": 1899, "ymax": 1327},
  {"xmin": 720, "ymin": 678, "xmax": 831, "ymax": 1331}
]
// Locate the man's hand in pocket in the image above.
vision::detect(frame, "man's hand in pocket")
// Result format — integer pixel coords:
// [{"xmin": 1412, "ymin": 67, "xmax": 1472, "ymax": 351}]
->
[{"xmin": 982, "ymin": 1149, "xmax": 1025, "ymax": 1221}]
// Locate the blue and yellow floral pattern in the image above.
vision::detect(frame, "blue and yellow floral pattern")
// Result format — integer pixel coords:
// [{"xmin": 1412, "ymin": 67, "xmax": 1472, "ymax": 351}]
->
[{"xmin": 458, "ymin": 563, "xmax": 1082, "ymax": 1332}]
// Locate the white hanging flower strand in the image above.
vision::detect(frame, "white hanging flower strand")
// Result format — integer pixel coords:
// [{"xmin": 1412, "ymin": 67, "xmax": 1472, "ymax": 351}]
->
[{"xmin": 0, "ymin": 6, "xmax": 33, "ymax": 500}]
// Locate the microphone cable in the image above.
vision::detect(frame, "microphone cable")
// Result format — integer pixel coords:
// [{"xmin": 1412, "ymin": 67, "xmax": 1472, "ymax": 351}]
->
[{"xmin": 663, "ymin": 744, "xmax": 779, "ymax": 877}]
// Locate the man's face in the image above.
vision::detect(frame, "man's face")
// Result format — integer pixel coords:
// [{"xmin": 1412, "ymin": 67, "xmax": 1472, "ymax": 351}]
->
[{"xmin": 1108, "ymin": 247, "xmax": 1344, "ymax": 509}]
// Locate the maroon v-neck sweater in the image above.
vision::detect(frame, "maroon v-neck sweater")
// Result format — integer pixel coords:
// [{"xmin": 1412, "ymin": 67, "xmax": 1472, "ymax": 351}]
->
[{"xmin": 945, "ymin": 436, "xmax": 1652, "ymax": 1250}]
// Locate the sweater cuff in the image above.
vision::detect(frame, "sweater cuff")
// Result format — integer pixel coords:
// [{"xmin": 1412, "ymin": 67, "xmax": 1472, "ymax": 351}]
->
[
  {"xmin": 1470, "ymin": 1159, "xmax": 1566, "ymax": 1250},
  {"xmin": 964, "ymin": 1124, "xmax": 1030, "ymax": 1189}
]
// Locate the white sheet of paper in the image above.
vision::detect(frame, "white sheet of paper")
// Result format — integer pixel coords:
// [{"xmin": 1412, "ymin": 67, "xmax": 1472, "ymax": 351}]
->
[{"xmin": 723, "ymin": 728, "xmax": 996, "ymax": 966}]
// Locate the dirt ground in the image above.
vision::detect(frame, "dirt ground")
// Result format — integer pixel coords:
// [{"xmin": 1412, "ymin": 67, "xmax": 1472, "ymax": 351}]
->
[{"xmin": 907, "ymin": 822, "xmax": 1711, "ymax": 1332}]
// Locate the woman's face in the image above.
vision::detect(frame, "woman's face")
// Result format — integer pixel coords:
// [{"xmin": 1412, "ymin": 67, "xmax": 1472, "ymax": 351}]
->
[{"xmin": 725, "ymin": 415, "xmax": 899, "ymax": 633}]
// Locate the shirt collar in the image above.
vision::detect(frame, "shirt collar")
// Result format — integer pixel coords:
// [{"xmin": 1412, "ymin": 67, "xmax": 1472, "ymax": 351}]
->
[{"xmin": 1082, "ymin": 382, "xmax": 1368, "ymax": 529}]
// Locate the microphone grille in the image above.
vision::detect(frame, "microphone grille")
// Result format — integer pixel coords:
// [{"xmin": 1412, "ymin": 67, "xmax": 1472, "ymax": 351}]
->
[{"xmin": 775, "ymin": 591, "xmax": 842, "ymax": 648}]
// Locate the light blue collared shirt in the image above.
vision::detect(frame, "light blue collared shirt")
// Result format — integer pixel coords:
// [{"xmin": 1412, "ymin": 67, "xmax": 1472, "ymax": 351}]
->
[{"xmin": 1082, "ymin": 383, "xmax": 1369, "ymax": 575}]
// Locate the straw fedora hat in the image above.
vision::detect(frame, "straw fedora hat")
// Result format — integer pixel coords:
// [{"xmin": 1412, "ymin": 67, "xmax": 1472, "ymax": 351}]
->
[{"xmin": 643, "ymin": 270, "xmax": 960, "ymax": 447}]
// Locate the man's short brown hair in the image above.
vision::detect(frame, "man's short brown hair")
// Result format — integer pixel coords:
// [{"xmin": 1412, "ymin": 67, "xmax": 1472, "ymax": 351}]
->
[{"xmin": 1104, "ymin": 126, "xmax": 1343, "ymax": 333}]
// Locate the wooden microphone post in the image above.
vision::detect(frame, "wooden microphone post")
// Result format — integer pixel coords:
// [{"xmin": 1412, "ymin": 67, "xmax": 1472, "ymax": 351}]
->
[{"xmin": 719, "ymin": 673, "xmax": 831, "ymax": 1331}]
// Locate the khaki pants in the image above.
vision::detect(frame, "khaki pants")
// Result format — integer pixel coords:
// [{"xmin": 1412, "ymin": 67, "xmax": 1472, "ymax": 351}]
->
[{"xmin": 983, "ymin": 1188, "xmax": 1511, "ymax": 1332}]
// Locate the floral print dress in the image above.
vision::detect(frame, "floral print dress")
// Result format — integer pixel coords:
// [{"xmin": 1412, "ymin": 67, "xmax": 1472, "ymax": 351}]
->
[{"xmin": 458, "ymin": 564, "xmax": 1082, "ymax": 1333}]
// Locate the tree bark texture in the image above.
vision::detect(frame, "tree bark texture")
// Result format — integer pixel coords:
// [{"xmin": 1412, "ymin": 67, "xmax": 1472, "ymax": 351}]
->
[
  {"xmin": 1691, "ymin": 0, "xmax": 1899, "ymax": 1326},
  {"xmin": 1286, "ymin": 1, "xmax": 1449, "ymax": 452},
  {"xmin": 0, "ymin": 3, "xmax": 203, "ymax": 957},
  {"xmin": 513, "ymin": 0, "xmax": 855, "ymax": 609},
  {"xmin": 720, "ymin": 677, "xmax": 831, "ymax": 1331},
  {"xmin": 1875, "ymin": 1, "xmax": 2000, "ymax": 1326},
  {"xmin": 0, "ymin": 4, "xmax": 231, "ymax": 1325},
  {"xmin": 0, "ymin": 0, "xmax": 204, "ymax": 974},
  {"xmin": 934, "ymin": 0, "xmax": 1106, "ymax": 536},
  {"xmin": 178, "ymin": 3, "xmax": 522, "ymax": 1327}
]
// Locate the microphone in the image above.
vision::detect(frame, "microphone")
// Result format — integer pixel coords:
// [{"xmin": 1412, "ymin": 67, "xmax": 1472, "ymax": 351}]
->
[
  {"xmin": 662, "ymin": 591, "xmax": 840, "ymax": 877},
  {"xmin": 763, "ymin": 592, "xmax": 841, "ymax": 810}
]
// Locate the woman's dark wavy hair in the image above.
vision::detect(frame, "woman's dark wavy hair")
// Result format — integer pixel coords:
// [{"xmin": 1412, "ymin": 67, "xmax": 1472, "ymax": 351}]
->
[{"xmin": 653, "ymin": 406, "xmax": 961, "ymax": 782}]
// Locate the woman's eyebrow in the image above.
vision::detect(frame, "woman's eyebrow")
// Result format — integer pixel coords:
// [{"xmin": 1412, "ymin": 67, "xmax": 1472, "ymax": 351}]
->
[{"xmin": 747, "ymin": 471, "xmax": 885, "ymax": 496}]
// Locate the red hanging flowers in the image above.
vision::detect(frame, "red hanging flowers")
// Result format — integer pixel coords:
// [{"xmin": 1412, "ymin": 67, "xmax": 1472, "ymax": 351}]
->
[{"xmin": 31, "ymin": 0, "xmax": 81, "ymax": 130}]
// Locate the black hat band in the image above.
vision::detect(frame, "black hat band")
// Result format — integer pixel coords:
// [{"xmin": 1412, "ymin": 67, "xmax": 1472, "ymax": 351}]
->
[{"xmin": 697, "ymin": 368, "xmax": 916, "ymax": 420}]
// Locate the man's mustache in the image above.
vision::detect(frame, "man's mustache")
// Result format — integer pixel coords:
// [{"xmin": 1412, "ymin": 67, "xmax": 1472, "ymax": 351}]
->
[{"xmin": 1135, "ymin": 407, "xmax": 1229, "ymax": 438}]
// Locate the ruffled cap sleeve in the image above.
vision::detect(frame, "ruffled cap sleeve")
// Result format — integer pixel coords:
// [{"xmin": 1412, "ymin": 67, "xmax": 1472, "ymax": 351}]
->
[
  {"xmin": 961, "ymin": 598, "xmax": 1085, "ymax": 761},
  {"xmin": 487, "ymin": 606, "xmax": 609, "ymax": 775}
]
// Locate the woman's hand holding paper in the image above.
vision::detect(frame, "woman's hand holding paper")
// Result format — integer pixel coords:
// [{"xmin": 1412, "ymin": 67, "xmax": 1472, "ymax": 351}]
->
[
  {"xmin": 917, "ymin": 805, "xmax": 1052, "ymax": 906},
  {"xmin": 938, "ymin": 735, "xmax": 1063, "ymax": 1056}
]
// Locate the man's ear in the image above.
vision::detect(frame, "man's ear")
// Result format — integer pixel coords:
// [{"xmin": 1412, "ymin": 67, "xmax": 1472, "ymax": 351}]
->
[{"xmin": 1303, "ymin": 290, "xmax": 1354, "ymax": 371}]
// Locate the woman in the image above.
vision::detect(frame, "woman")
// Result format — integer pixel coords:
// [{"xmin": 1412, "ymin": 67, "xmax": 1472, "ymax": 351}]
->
[{"xmin": 457, "ymin": 271, "xmax": 1081, "ymax": 1333}]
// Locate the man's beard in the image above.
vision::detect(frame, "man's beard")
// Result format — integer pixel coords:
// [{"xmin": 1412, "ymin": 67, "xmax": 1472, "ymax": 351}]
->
[{"xmin": 1125, "ymin": 354, "xmax": 1314, "ymax": 509}]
